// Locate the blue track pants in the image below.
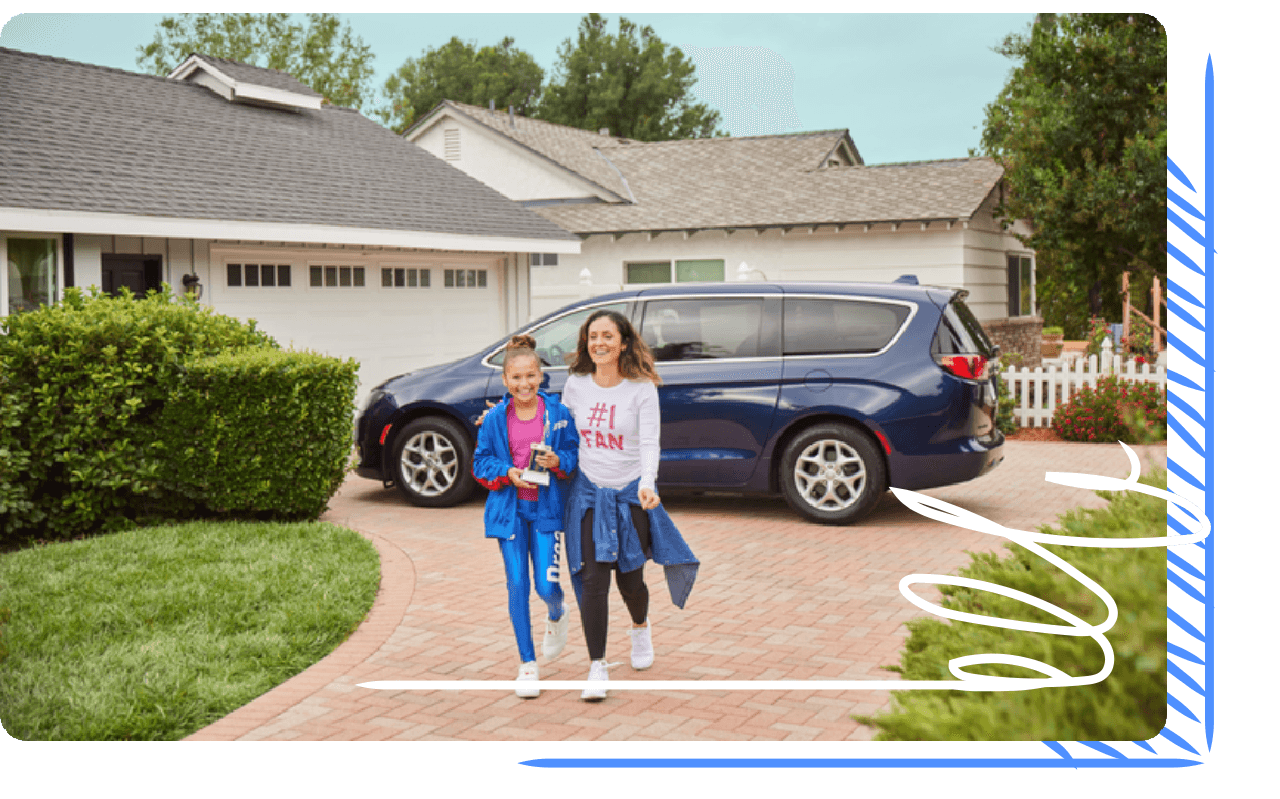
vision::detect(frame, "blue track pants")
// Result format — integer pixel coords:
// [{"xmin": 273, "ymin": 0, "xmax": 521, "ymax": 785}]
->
[{"xmin": 498, "ymin": 499, "xmax": 564, "ymax": 662}]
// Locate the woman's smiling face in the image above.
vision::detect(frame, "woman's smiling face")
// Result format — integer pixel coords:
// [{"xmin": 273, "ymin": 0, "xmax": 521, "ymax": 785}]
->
[
  {"xmin": 587, "ymin": 316, "xmax": 623, "ymax": 369},
  {"xmin": 502, "ymin": 353, "xmax": 542, "ymax": 404}
]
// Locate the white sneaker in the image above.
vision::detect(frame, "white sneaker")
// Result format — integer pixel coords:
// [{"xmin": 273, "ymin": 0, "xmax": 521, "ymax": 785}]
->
[
  {"xmin": 515, "ymin": 661, "xmax": 540, "ymax": 699},
  {"xmin": 581, "ymin": 659, "xmax": 610, "ymax": 701},
  {"xmin": 543, "ymin": 608, "xmax": 570, "ymax": 660},
  {"xmin": 629, "ymin": 621, "xmax": 654, "ymax": 670}
]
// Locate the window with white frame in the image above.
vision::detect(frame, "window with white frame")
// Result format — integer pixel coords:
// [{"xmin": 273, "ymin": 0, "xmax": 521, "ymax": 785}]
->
[
  {"xmin": 625, "ymin": 258, "xmax": 725, "ymax": 284},
  {"xmin": 5, "ymin": 236, "xmax": 59, "ymax": 314},
  {"xmin": 1006, "ymin": 254, "xmax": 1034, "ymax": 316},
  {"xmin": 530, "ymin": 253, "xmax": 559, "ymax": 267},
  {"xmin": 227, "ymin": 263, "xmax": 292, "ymax": 288},
  {"xmin": 309, "ymin": 265, "xmax": 366, "ymax": 288},
  {"xmin": 382, "ymin": 267, "xmax": 431, "ymax": 288},
  {"xmin": 444, "ymin": 268, "xmax": 487, "ymax": 288}
]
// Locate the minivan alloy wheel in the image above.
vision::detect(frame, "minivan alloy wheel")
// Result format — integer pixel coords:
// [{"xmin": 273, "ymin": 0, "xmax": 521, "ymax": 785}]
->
[
  {"xmin": 779, "ymin": 422, "xmax": 885, "ymax": 525},
  {"xmin": 390, "ymin": 416, "xmax": 475, "ymax": 507},
  {"xmin": 793, "ymin": 439, "xmax": 866, "ymax": 510}
]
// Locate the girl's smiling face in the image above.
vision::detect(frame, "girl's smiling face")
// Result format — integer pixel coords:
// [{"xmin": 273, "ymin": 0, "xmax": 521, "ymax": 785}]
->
[
  {"xmin": 587, "ymin": 316, "xmax": 623, "ymax": 369},
  {"xmin": 503, "ymin": 352, "xmax": 542, "ymax": 405}
]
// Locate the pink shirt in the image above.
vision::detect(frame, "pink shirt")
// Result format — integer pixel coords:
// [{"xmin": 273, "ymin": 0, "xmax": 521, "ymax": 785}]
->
[{"xmin": 507, "ymin": 397, "xmax": 545, "ymax": 501}]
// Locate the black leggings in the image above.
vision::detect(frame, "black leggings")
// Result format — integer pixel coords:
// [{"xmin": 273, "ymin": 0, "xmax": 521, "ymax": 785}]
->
[{"xmin": 579, "ymin": 506, "xmax": 651, "ymax": 661}]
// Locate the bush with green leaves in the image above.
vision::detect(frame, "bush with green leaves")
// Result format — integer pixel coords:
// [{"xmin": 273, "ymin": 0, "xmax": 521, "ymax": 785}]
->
[
  {"xmin": 856, "ymin": 470, "xmax": 1168, "ymax": 740},
  {"xmin": 1052, "ymin": 375, "xmax": 1166, "ymax": 443},
  {"xmin": 158, "ymin": 347, "xmax": 359, "ymax": 520},
  {"xmin": 0, "ymin": 287, "xmax": 276, "ymax": 543}
]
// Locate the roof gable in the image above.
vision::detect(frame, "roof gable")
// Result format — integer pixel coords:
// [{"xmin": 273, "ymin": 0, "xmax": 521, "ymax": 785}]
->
[{"xmin": 168, "ymin": 52, "xmax": 323, "ymax": 111}]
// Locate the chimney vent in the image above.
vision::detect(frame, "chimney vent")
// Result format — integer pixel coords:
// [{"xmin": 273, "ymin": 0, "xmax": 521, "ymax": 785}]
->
[
  {"xmin": 599, "ymin": 127, "xmax": 609, "ymax": 137},
  {"xmin": 509, "ymin": 105, "xmax": 515, "ymax": 127},
  {"xmin": 489, "ymin": 99, "xmax": 495, "ymax": 111}
]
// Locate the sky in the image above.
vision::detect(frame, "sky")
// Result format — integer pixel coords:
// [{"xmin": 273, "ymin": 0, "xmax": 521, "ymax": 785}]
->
[{"xmin": 0, "ymin": 11, "xmax": 1036, "ymax": 164}]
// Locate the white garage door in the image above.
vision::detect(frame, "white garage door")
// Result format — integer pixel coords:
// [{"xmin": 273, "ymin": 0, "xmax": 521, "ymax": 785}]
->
[{"xmin": 208, "ymin": 251, "xmax": 507, "ymax": 399}]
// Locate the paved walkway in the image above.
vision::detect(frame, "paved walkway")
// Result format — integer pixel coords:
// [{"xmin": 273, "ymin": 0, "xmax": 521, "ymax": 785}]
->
[{"xmin": 186, "ymin": 441, "xmax": 1166, "ymax": 741}]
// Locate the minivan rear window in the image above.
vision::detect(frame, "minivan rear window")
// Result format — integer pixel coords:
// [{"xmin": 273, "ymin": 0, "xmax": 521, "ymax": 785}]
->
[
  {"xmin": 783, "ymin": 299, "xmax": 910, "ymax": 356},
  {"xmin": 932, "ymin": 298, "xmax": 995, "ymax": 357}
]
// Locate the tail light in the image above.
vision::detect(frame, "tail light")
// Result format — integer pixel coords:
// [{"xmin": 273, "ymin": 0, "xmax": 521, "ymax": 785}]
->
[{"xmin": 935, "ymin": 354, "xmax": 990, "ymax": 380}]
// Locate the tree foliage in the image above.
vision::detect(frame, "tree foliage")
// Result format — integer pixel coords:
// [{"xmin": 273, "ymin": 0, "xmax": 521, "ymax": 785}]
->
[
  {"xmin": 538, "ymin": 14, "xmax": 724, "ymax": 141},
  {"xmin": 378, "ymin": 36, "xmax": 545, "ymax": 132},
  {"xmin": 981, "ymin": 14, "xmax": 1166, "ymax": 338},
  {"xmin": 136, "ymin": 13, "xmax": 376, "ymax": 111}
]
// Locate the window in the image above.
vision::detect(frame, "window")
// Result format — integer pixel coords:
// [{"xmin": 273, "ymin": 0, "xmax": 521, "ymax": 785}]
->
[
  {"xmin": 1007, "ymin": 254, "xmax": 1034, "ymax": 316},
  {"xmin": 227, "ymin": 263, "xmax": 292, "ymax": 288},
  {"xmin": 641, "ymin": 298, "xmax": 764, "ymax": 361},
  {"xmin": 530, "ymin": 253, "xmax": 559, "ymax": 267},
  {"xmin": 6, "ymin": 238, "xmax": 57, "ymax": 314},
  {"xmin": 625, "ymin": 259, "xmax": 726, "ymax": 284},
  {"xmin": 783, "ymin": 299, "xmax": 911, "ymax": 356},
  {"xmin": 444, "ymin": 268, "xmax": 487, "ymax": 288},
  {"xmin": 382, "ymin": 268, "xmax": 431, "ymax": 288},
  {"xmin": 309, "ymin": 265, "xmax": 365, "ymax": 288},
  {"xmin": 487, "ymin": 302, "xmax": 628, "ymax": 368}
]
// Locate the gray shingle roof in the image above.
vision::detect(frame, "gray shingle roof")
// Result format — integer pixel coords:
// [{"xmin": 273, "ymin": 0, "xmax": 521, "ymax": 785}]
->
[
  {"xmin": 535, "ymin": 138, "xmax": 1005, "ymax": 233},
  {"xmin": 0, "ymin": 48, "xmax": 578, "ymax": 243},
  {"xmin": 188, "ymin": 53, "xmax": 322, "ymax": 98}
]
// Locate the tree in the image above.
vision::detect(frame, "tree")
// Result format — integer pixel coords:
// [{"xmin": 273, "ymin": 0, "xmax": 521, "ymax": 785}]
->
[
  {"xmin": 980, "ymin": 14, "xmax": 1166, "ymax": 338},
  {"xmin": 136, "ymin": 13, "xmax": 376, "ymax": 111},
  {"xmin": 538, "ymin": 14, "xmax": 724, "ymax": 141},
  {"xmin": 378, "ymin": 37, "xmax": 545, "ymax": 132}
]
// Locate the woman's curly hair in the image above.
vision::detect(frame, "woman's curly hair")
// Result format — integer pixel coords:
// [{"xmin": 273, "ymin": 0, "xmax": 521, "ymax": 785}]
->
[{"xmin": 568, "ymin": 309, "xmax": 661, "ymax": 385}]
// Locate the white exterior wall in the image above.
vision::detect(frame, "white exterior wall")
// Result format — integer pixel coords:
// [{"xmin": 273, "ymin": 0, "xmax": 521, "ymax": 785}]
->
[
  {"xmin": 960, "ymin": 191, "xmax": 1036, "ymax": 320},
  {"xmin": 38, "ymin": 235, "xmax": 527, "ymax": 400},
  {"xmin": 410, "ymin": 116, "xmax": 606, "ymax": 202}
]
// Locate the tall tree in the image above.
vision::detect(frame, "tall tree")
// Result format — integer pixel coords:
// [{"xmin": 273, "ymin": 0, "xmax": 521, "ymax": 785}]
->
[
  {"xmin": 538, "ymin": 14, "xmax": 724, "ymax": 141},
  {"xmin": 137, "ymin": 13, "xmax": 376, "ymax": 111},
  {"xmin": 378, "ymin": 36, "xmax": 545, "ymax": 132},
  {"xmin": 980, "ymin": 14, "xmax": 1166, "ymax": 338}
]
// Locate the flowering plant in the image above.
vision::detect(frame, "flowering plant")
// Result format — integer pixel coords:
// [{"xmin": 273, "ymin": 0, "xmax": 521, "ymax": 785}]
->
[{"xmin": 1052, "ymin": 376, "xmax": 1166, "ymax": 443}]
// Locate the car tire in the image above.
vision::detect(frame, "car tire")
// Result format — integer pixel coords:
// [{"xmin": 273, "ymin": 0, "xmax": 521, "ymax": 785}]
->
[
  {"xmin": 779, "ymin": 423, "xmax": 885, "ymax": 525},
  {"xmin": 390, "ymin": 416, "xmax": 475, "ymax": 507}
]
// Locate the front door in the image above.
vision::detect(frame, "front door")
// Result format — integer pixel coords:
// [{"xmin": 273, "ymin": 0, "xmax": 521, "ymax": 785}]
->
[{"xmin": 102, "ymin": 255, "xmax": 162, "ymax": 298}]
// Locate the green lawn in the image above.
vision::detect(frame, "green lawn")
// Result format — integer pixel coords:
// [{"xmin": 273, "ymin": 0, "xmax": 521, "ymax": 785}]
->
[{"xmin": 0, "ymin": 520, "xmax": 379, "ymax": 740}]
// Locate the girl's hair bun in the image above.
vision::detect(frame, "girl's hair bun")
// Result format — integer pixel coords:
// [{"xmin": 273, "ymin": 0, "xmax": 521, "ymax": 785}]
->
[{"xmin": 508, "ymin": 334, "xmax": 537, "ymax": 350}]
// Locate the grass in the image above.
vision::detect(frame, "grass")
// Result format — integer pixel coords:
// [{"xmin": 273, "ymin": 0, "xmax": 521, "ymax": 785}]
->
[{"xmin": 0, "ymin": 520, "xmax": 379, "ymax": 740}]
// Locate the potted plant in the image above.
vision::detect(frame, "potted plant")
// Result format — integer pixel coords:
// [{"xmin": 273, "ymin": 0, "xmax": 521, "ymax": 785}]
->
[{"xmin": 1041, "ymin": 325, "xmax": 1065, "ymax": 358}]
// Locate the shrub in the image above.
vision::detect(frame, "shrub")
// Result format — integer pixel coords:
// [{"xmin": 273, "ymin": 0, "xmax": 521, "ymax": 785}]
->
[
  {"xmin": 157, "ymin": 347, "xmax": 359, "ymax": 520},
  {"xmin": 0, "ymin": 287, "xmax": 276, "ymax": 543},
  {"xmin": 1051, "ymin": 376, "xmax": 1166, "ymax": 443},
  {"xmin": 856, "ymin": 470, "xmax": 1168, "ymax": 740}
]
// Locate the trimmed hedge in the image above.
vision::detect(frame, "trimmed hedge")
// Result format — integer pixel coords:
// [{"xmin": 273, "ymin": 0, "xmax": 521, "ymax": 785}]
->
[
  {"xmin": 0, "ymin": 288, "xmax": 276, "ymax": 542},
  {"xmin": 158, "ymin": 347, "xmax": 359, "ymax": 520},
  {"xmin": 856, "ymin": 470, "xmax": 1168, "ymax": 740}
]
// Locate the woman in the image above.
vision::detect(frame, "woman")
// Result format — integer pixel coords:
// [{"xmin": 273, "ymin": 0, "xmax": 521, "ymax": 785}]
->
[
  {"xmin": 560, "ymin": 309, "xmax": 699, "ymax": 701},
  {"xmin": 472, "ymin": 335, "xmax": 579, "ymax": 699}
]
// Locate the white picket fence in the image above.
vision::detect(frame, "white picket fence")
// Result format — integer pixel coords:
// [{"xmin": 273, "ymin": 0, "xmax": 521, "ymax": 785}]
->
[{"xmin": 1001, "ymin": 343, "xmax": 1167, "ymax": 428}]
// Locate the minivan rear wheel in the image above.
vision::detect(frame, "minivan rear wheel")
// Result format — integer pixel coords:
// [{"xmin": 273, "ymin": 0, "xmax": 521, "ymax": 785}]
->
[
  {"xmin": 779, "ymin": 423, "xmax": 885, "ymax": 525},
  {"xmin": 391, "ymin": 416, "xmax": 475, "ymax": 507}
]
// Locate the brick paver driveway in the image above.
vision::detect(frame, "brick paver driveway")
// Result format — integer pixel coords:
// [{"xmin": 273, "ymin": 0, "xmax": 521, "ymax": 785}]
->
[{"xmin": 187, "ymin": 441, "xmax": 1166, "ymax": 742}]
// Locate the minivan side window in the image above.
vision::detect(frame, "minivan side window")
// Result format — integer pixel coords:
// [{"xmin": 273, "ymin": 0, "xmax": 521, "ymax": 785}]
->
[
  {"xmin": 783, "ymin": 299, "xmax": 910, "ymax": 355},
  {"xmin": 487, "ymin": 302, "xmax": 628, "ymax": 367},
  {"xmin": 640, "ymin": 298, "xmax": 764, "ymax": 361}
]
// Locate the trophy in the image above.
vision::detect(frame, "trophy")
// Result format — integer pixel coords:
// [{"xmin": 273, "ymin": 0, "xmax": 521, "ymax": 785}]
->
[{"xmin": 520, "ymin": 417, "xmax": 553, "ymax": 486}]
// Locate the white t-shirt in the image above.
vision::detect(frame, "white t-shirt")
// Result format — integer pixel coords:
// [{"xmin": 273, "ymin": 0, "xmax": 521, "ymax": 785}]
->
[{"xmin": 561, "ymin": 372, "xmax": 661, "ymax": 493}]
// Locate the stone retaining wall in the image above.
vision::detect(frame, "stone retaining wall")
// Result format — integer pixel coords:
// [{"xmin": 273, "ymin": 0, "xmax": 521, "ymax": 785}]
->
[{"xmin": 982, "ymin": 316, "xmax": 1043, "ymax": 368}]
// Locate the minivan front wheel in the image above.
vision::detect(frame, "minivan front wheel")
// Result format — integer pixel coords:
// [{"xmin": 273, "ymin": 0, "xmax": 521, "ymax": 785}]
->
[
  {"xmin": 391, "ymin": 417, "xmax": 475, "ymax": 507},
  {"xmin": 780, "ymin": 423, "xmax": 885, "ymax": 525}
]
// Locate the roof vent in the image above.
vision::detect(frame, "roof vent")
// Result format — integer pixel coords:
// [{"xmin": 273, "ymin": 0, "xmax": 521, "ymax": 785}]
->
[
  {"xmin": 893, "ymin": 274, "xmax": 919, "ymax": 285},
  {"xmin": 599, "ymin": 127, "xmax": 609, "ymax": 136}
]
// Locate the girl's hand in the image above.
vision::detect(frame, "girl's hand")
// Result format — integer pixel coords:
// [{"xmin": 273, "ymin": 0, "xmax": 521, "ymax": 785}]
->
[
  {"xmin": 535, "ymin": 450, "xmax": 560, "ymax": 471},
  {"xmin": 638, "ymin": 488, "xmax": 660, "ymax": 510},
  {"xmin": 507, "ymin": 467, "xmax": 533, "ymax": 489},
  {"xmin": 474, "ymin": 399, "xmax": 498, "ymax": 426}
]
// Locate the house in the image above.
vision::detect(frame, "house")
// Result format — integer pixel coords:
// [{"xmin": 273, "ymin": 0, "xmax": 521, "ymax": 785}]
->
[
  {"xmin": 0, "ymin": 49, "xmax": 581, "ymax": 396},
  {"xmin": 404, "ymin": 101, "xmax": 1042, "ymax": 363}
]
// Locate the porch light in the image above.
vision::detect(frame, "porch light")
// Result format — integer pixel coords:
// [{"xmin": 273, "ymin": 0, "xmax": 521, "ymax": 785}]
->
[
  {"xmin": 737, "ymin": 261, "xmax": 766, "ymax": 281},
  {"xmin": 181, "ymin": 273, "xmax": 203, "ymax": 300}
]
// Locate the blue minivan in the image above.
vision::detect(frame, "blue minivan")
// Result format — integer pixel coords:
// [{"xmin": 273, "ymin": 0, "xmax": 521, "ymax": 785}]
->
[{"xmin": 354, "ymin": 281, "xmax": 1004, "ymax": 524}]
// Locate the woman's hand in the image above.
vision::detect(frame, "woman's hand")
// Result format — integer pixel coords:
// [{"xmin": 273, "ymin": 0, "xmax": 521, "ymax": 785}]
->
[
  {"xmin": 507, "ymin": 467, "xmax": 534, "ymax": 489},
  {"xmin": 535, "ymin": 449, "xmax": 560, "ymax": 471},
  {"xmin": 638, "ymin": 487, "xmax": 660, "ymax": 510}
]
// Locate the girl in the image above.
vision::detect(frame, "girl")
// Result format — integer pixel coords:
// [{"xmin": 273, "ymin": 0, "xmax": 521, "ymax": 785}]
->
[
  {"xmin": 560, "ymin": 309, "xmax": 699, "ymax": 701},
  {"xmin": 472, "ymin": 335, "xmax": 580, "ymax": 698}
]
